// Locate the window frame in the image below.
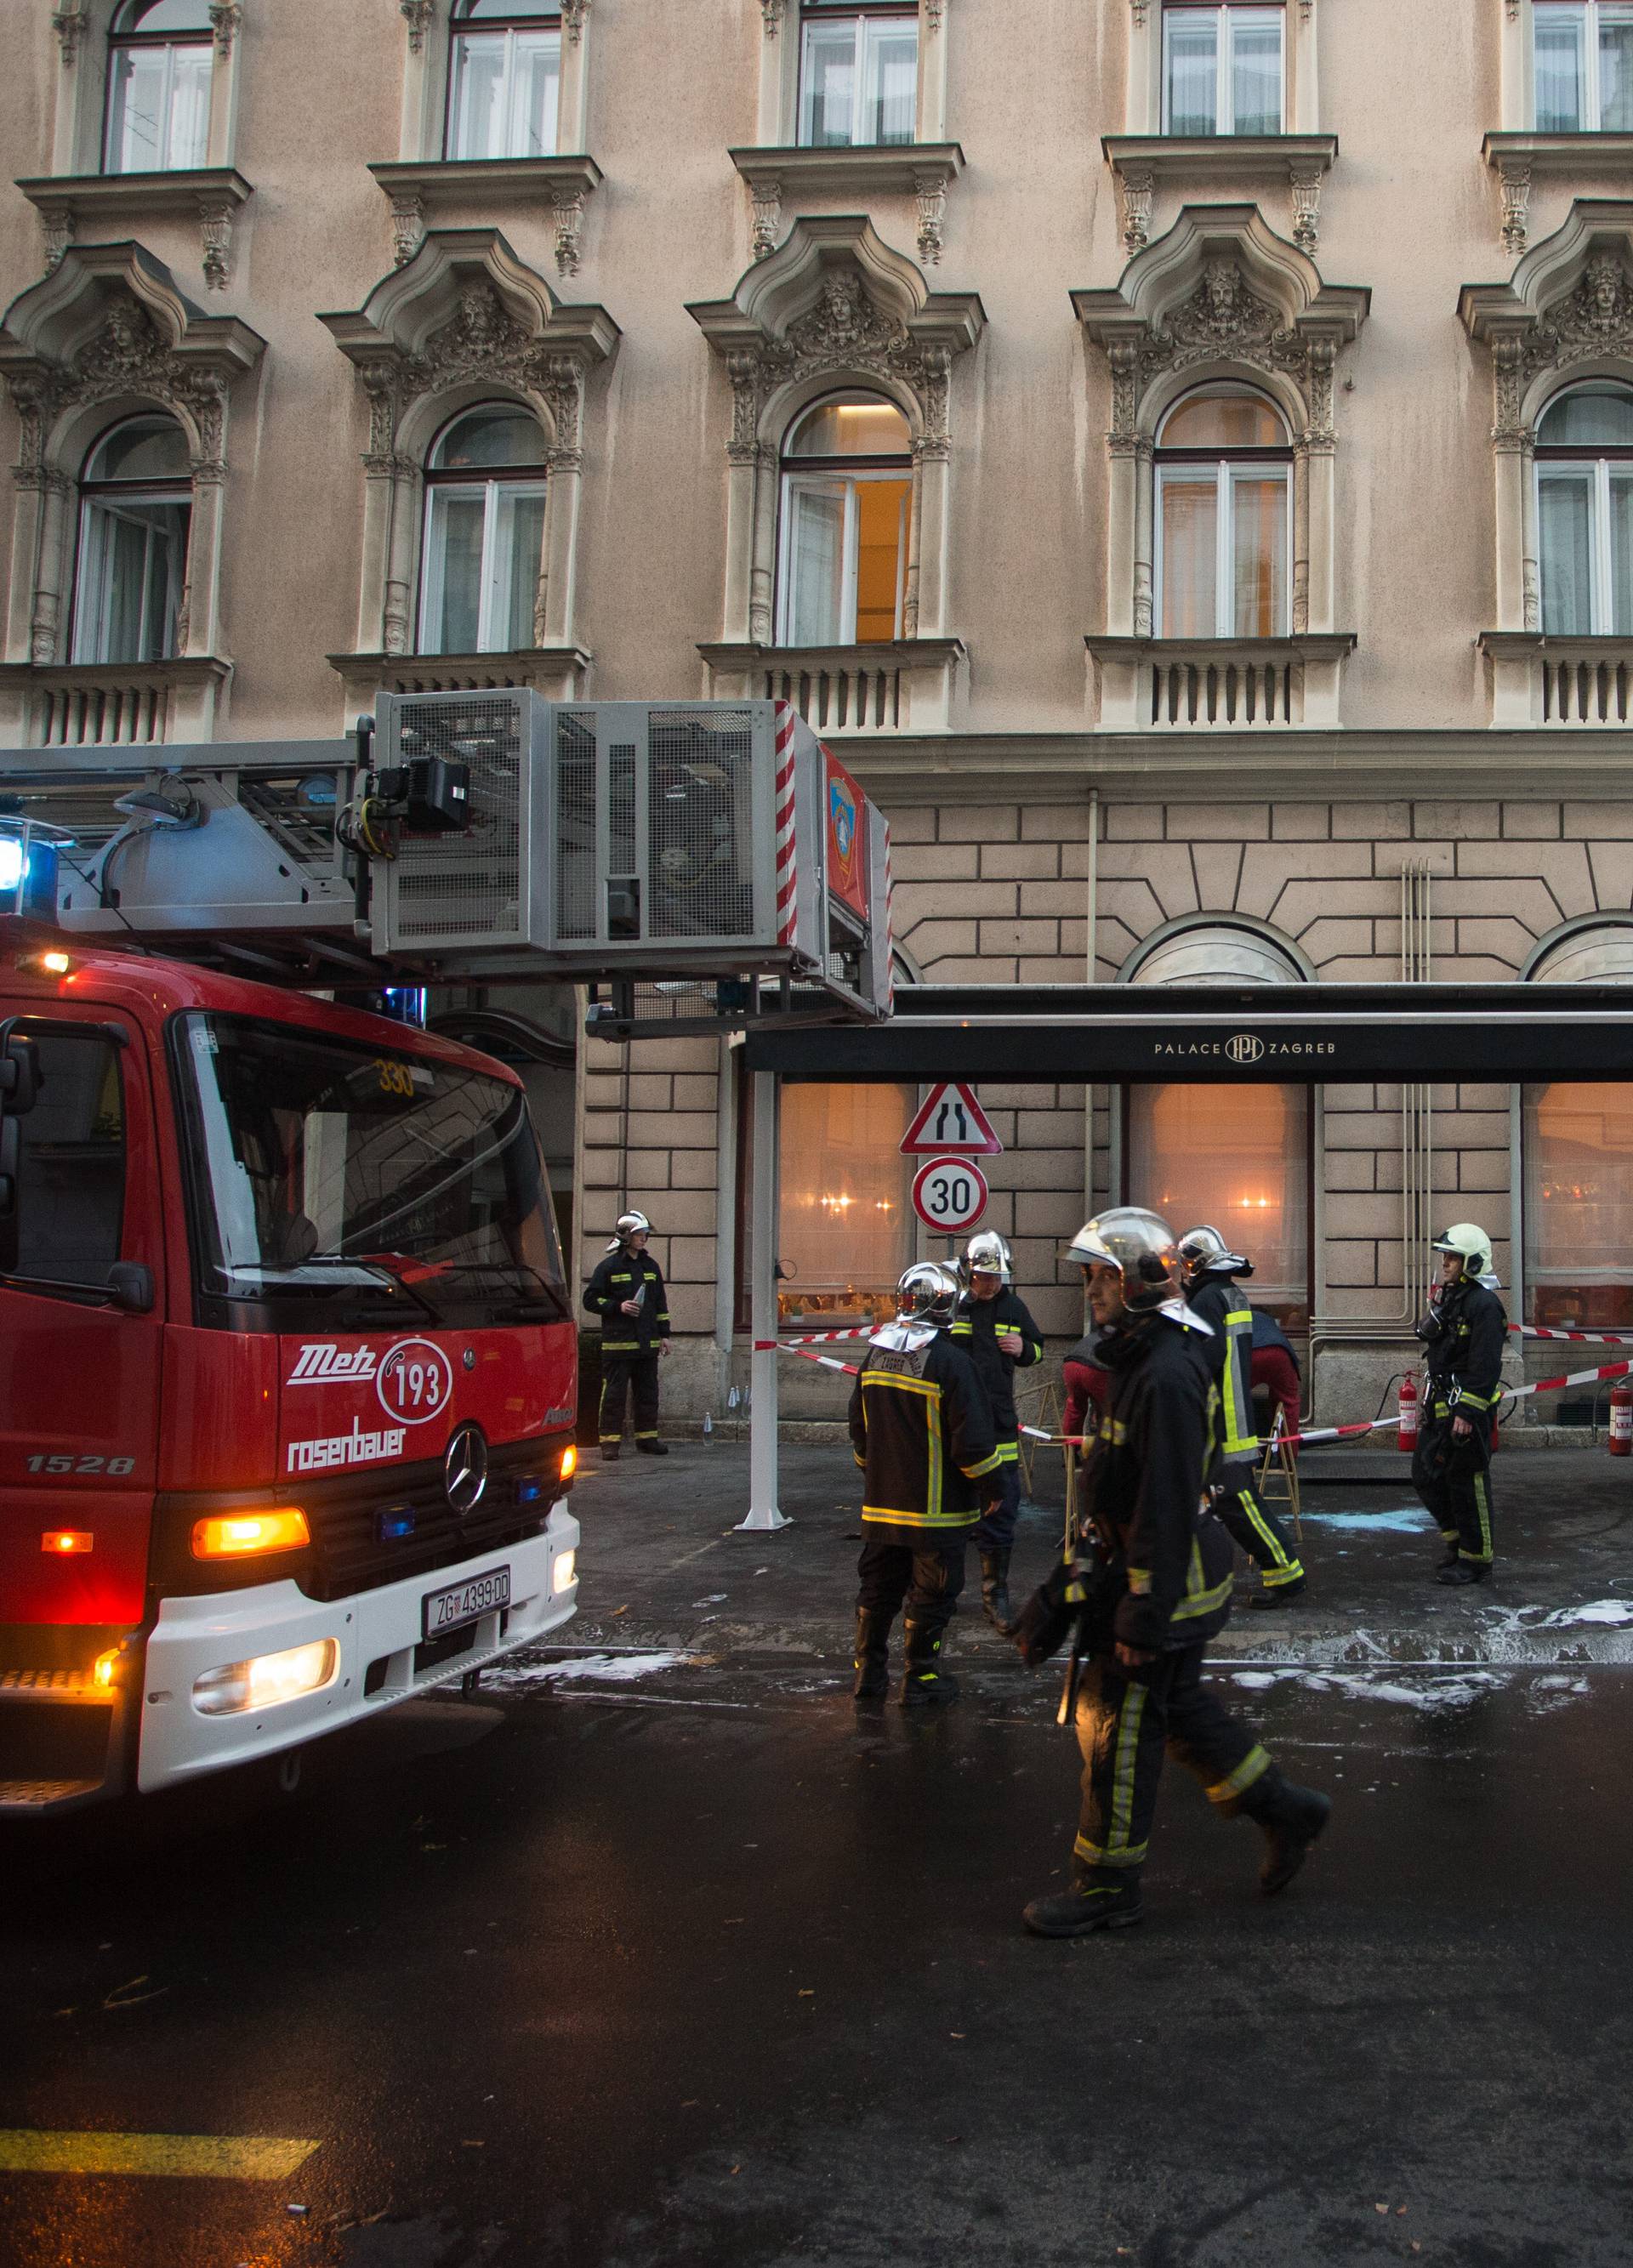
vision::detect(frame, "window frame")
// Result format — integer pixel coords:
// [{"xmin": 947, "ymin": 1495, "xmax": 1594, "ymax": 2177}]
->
[
  {"xmin": 69, "ymin": 416, "xmax": 193, "ymax": 668},
  {"xmin": 417, "ymin": 402, "xmax": 549, "ymax": 657},
  {"xmin": 102, "ymin": 0, "xmax": 215, "ymax": 175},
  {"xmin": 2, "ymin": 1020, "xmax": 132, "ymax": 1304},
  {"xmin": 1534, "ymin": 385, "xmax": 1633, "ymax": 636},
  {"xmin": 443, "ymin": 2, "xmax": 565, "ymax": 162},
  {"xmin": 1152, "ymin": 389, "xmax": 1294, "ymax": 639},
  {"xmin": 1532, "ymin": 0, "xmax": 1633, "ymax": 132},
  {"xmin": 776, "ymin": 395, "xmax": 914, "ymax": 646},
  {"xmin": 1160, "ymin": 0, "xmax": 1287, "ymax": 138},
  {"xmin": 797, "ymin": 0, "xmax": 922, "ymax": 150}
]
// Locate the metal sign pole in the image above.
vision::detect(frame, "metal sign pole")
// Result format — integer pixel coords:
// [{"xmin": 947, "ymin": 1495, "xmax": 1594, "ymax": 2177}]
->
[{"xmin": 740, "ymin": 1067, "xmax": 790, "ymax": 1532}]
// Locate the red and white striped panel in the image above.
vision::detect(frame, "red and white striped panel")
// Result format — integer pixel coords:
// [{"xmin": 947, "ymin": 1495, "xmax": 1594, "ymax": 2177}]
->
[
  {"xmin": 882, "ymin": 816, "xmax": 896, "ymax": 1012},
  {"xmin": 772, "ymin": 699, "xmax": 799, "ymax": 947}
]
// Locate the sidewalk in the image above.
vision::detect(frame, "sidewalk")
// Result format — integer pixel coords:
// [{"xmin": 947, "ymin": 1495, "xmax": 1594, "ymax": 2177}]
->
[{"xmin": 557, "ymin": 1440, "xmax": 1633, "ymax": 1672}]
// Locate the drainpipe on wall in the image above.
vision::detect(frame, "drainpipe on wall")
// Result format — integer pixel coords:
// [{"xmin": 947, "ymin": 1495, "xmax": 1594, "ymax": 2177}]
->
[{"xmin": 1084, "ymin": 788, "xmax": 1099, "ymax": 1214}]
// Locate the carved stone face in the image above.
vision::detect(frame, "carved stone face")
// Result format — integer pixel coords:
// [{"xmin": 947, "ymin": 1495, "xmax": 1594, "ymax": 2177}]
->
[
  {"xmin": 1584, "ymin": 255, "xmax": 1627, "ymax": 331},
  {"xmin": 457, "ymin": 283, "xmax": 502, "ymax": 346},
  {"xmin": 1203, "ymin": 259, "xmax": 1243, "ymax": 322}
]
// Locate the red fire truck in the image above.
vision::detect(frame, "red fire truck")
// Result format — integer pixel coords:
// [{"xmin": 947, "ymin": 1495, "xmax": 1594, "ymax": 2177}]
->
[{"xmin": 0, "ymin": 929, "xmax": 579, "ymax": 1814}]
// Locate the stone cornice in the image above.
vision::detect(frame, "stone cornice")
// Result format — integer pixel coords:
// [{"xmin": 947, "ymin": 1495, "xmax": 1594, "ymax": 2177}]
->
[
  {"xmin": 727, "ymin": 143, "xmax": 964, "ymax": 196},
  {"xmin": 1103, "ymin": 134, "xmax": 1337, "ymax": 180},
  {"xmin": 15, "ymin": 168, "xmax": 253, "ymax": 221},
  {"xmin": 819, "ymin": 727, "xmax": 1633, "ymax": 804}
]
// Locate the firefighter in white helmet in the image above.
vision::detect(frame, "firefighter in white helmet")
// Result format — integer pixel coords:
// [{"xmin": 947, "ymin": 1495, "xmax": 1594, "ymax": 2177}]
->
[
  {"xmin": 1413, "ymin": 1223, "xmax": 1506, "ymax": 1584},
  {"xmin": 951, "ymin": 1229, "xmax": 1044, "ymax": 1634},
  {"xmin": 849, "ymin": 1262, "xmax": 1002, "ymax": 1706},
  {"xmin": 1177, "ymin": 1225, "xmax": 1306, "ymax": 1606},
  {"xmin": 1018, "ymin": 1208, "xmax": 1329, "ymax": 1937},
  {"xmin": 583, "ymin": 1211, "xmax": 671, "ymax": 1459}
]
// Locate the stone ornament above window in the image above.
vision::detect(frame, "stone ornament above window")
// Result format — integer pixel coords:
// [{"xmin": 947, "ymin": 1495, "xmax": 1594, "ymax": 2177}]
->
[{"xmin": 1462, "ymin": 202, "xmax": 1633, "ymax": 449}]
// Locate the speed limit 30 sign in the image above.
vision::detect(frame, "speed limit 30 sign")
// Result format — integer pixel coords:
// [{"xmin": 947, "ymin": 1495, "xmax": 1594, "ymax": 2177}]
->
[{"xmin": 911, "ymin": 1154, "xmax": 989, "ymax": 1233}]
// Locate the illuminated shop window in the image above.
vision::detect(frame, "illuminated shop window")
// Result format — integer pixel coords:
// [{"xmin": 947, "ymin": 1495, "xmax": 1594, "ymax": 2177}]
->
[
  {"xmin": 777, "ymin": 1081, "xmax": 913, "ymax": 1328},
  {"xmin": 1128, "ymin": 1083, "xmax": 1310, "ymax": 1333},
  {"xmin": 1524, "ymin": 1082, "xmax": 1633, "ymax": 1327}
]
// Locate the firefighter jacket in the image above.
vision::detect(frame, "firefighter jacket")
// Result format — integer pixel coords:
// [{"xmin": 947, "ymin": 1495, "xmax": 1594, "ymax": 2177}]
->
[
  {"xmin": 1415, "ymin": 1274, "xmax": 1506, "ymax": 1425},
  {"xmin": 1075, "ymin": 1305, "xmax": 1233, "ymax": 1657},
  {"xmin": 848, "ymin": 1323, "xmax": 1002, "ymax": 1539},
  {"xmin": 583, "ymin": 1248, "xmax": 671, "ymax": 1355},
  {"xmin": 1189, "ymin": 1273, "xmax": 1259, "ymax": 1482},
  {"xmin": 949, "ymin": 1287, "xmax": 1044, "ymax": 1449}
]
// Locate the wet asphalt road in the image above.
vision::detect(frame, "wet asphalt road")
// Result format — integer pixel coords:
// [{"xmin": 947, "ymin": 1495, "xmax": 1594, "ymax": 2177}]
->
[{"xmin": 9, "ymin": 1444, "xmax": 1633, "ymax": 2268}]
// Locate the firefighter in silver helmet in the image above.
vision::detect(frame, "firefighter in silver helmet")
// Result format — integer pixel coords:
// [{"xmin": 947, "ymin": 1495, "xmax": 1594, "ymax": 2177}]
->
[
  {"xmin": 1177, "ymin": 1225, "xmax": 1306, "ymax": 1606},
  {"xmin": 1018, "ymin": 1208, "xmax": 1329, "ymax": 1936},
  {"xmin": 582, "ymin": 1211, "xmax": 672, "ymax": 1460},
  {"xmin": 950, "ymin": 1229, "xmax": 1045, "ymax": 1634},
  {"xmin": 848, "ymin": 1261, "xmax": 1002, "ymax": 1706},
  {"xmin": 1413, "ymin": 1223, "xmax": 1506, "ymax": 1584}
]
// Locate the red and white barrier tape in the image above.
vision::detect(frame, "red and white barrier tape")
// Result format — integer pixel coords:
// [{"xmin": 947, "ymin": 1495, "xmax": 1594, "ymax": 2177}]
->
[
  {"xmin": 1510, "ymin": 1322, "xmax": 1633, "ymax": 1345},
  {"xmin": 768, "ymin": 1339, "xmax": 1633, "ymax": 1449},
  {"xmin": 754, "ymin": 1327, "xmax": 876, "ymax": 1350}
]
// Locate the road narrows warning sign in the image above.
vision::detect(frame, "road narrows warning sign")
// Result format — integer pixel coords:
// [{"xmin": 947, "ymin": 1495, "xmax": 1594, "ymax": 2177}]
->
[{"xmin": 899, "ymin": 1082, "xmax": 1003, "ymax": 1157}]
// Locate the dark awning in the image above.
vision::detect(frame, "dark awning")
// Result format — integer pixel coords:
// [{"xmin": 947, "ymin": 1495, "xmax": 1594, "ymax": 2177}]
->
[{"xmin": 741, "ymin": 984, "xmax": 1633, "ymax": 1082}]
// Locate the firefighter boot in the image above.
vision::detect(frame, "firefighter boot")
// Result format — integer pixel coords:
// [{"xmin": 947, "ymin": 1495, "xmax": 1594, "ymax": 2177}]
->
[
  {"xmin": 1022, "ymin": 1864, "xmax": 1143, "ymax": 1939},
  {"xmin": 635, "ymin": 1439, "xmax": 669, "ymax": 1457},
  {"xmin": 900, "ymin": 1617, "xmax": 959, "ymax": 1707},
  {"xmin": 1238, "ymin": 1767, "xmax": 1332, "ymax": 1896},
  {"xmin": 980, "ymin": 1549, "xmax": 1014, "ymax": 1634},
  {"xmin": 852, "ymin": 1610, "xmax": 891, "ymax": 1702},
  {"xmin": 1437, "ymin": 1558, "xmax": 1488, "ymax": 1587}
]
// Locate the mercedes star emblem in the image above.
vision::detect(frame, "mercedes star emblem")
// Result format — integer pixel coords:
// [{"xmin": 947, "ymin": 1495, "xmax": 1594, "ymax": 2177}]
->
[{"xmin": 444, "ymin": 1423, "xmax": 489, "ymax": 1516}]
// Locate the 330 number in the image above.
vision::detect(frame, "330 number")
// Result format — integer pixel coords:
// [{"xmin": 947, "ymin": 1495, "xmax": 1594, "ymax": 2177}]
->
[{"xmin": 375, "ymin": 1059, "xmax": 415, "ymax": 1098}]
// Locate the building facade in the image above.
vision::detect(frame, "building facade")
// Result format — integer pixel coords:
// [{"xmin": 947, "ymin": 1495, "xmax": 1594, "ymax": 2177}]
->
[{"xmin": 5, "ymin": 0, "xmax": 1633, "ymax": 1430}]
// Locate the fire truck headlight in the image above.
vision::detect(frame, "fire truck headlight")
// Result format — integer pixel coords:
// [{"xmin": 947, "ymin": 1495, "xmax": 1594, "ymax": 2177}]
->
[
  {"xmin": 191, "ymin": 1508, "xmax": 310, "ymax": 1560},
  {"xmin": 552, "ymin": 1549, "xmax": 577, "ymax": 1594},
  {"xmin": 192, "ymin": 1639, "xmax": 338, "ymax": 1716}
]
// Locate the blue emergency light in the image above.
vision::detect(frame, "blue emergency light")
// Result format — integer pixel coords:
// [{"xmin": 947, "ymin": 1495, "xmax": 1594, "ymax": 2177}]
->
[
  {"xmin": 0, "ymin": 834, "xmax": 61, "ymax": 924},
  {"xmin": 376, "ymin": 1507, "xmax": 418, "ymax": 1542}
]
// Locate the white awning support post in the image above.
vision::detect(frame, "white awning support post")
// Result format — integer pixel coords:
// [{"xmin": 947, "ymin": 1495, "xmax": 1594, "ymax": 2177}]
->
[{"xmin": 740, "ymin": 1066, "xmax": 791, "ymax": 1532}]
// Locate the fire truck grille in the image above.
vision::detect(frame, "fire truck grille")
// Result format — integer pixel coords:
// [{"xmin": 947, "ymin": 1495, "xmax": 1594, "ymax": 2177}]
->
[{"xmin": 298, "ymin": 1437, "xmax": 564, "ymax": 1602}]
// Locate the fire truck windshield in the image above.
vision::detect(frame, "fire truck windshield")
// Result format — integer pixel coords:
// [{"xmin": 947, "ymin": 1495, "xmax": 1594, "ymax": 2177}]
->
[{"xmin": 174, "ymin": 1013, "xmax": 570, "ymax": 1332}]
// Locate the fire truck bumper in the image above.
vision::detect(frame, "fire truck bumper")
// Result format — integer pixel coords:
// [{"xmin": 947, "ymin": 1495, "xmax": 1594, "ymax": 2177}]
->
[{"xmin": 135, "ymin": 1502, "xmax": 580, "ymax": 1793}]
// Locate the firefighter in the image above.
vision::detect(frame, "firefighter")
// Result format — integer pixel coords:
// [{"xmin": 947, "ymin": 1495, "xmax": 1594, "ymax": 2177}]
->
[
  {"xmin": 950, "ymin": 1229, "xmax": 1045, "ymax": 1633},
  {"xmin": 583, "ymin": 1211, "xmax": 671, "ymax": 1460},
  {"xmin": 1020, "ymin": 1208, "xmax": 1329, "ymax": 1938},
  {"xmin": 1177, "ymin": 1225, "xmax": 1306, "ymax": 1607},
  {"xmin": 1413, "ymin": 1222, "xmax": 1506, "ymax": 1585},
  {"xmin": 849, "ymin": 1260, "xmax": 1002, "ymax": 1707}
]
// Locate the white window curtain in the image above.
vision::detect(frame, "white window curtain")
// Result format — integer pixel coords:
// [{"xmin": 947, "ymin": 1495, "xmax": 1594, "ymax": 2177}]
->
[
  {"xmin": 1537, "ymin": 389, "xmax": 1633, "ymax": 634},
  {"xmin": 1157, "ymin": 464, "xmax": 1289, "ymax": 636},
  {"xmin": 799, "ymin": 11, "xmax": 919, "ymax": 147},
  {"xmin": 105, "ymin": 35, "xmax": 212, "ymax": 171},
  {"xmin": 1162, "ymin": 4, "xmax": 1284, "ymax": 135},
  {"xmin": 1534, "ymin": 2, "xmax": 1633, "ymax": 132},
  {"xmin": 447, "ymin": 26, "xmax": 562, "ymax": 159},
  {"xmin": 421, "ymin": 484, "xmax": 547, "ymax": 653}
]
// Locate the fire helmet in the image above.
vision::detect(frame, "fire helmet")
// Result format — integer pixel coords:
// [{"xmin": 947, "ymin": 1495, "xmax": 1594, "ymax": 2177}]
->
[
  {"xmin": 1177, "ymin": 1223, "xmax": 1253, "ymax": 1285},
  {"xmin": 1062, "ymin": 1208, "xmax": 1180, "ymax": 1310},
  {"xmin": 962, "ymin": 1229, "xmax": 1013, "ymax": 1285},
  {"xmin": 1432, "ymin": 1221, "xmax": 1492, "ymax": 1279},
  {"xmin": 896, "ymin": 1259, "xmax": 963, "ymax": 1328},
  {"xmin": 606, "ymin": 1209, "xmax": 652, "ymax": 1253}
]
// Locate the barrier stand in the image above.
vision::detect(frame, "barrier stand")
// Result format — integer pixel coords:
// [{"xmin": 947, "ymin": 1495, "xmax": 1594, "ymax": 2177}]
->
[
  {"xmin": 1014, "ymin": 1379, "xmax": 1062, "ymax": 1500},
  {"xmin": 1255, "ymin": 1410, "xmax": 1303, "ymax": 1546}
]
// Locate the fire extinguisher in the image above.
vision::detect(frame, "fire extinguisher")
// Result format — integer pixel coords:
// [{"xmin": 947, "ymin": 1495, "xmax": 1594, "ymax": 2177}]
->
[
  {"xmin": 1397, "ymin": 1372, "xmax": 1419, "ymax": 1453},
  {"xmin": 1609, "ymin": 1377, "xmax": 1633, "ymax": 1457}
]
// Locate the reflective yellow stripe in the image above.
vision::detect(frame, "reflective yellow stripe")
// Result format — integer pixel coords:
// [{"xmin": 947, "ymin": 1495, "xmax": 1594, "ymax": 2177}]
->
[
  {"xmin": 862, "ymin": 1505, "xmax": 977, "ymax": 1529},
  {"xmin": 1206, "ymin": 1745, "xmax": 1271, "ymax": 1805},
  {"xmin": 1238, "ymin": 1486, "xmax": 1298, "ymax": 1574},
  {"xmin": 993, "ymin": 1439, "xmax": 1020, "ymax": 1464},
  {"xmin": 1170, "ymin": 1536, "xmax": 1234, "ymax": 1621},
  {"xmin": 926, "ymin": 1390, "xmax": 942, "ymax": 1521},
  {"xmin": 1466, "ymin": 1470, "xmax": 1494, "ymax": 1563},
  {"xmin": 1074, "ymin": 1829, "xmax": 1147, "ymax": 1870},
  {"xmin": 1221, "ymin": 1310, "xmax": 1259, "ymax": 1455},
  {"xmin": 1107, "ymin": 1684, "xmax": 1147, "ymax": 1860},
  {"xmin": 963, "ymin": 1448, "xmax": 1003, "ymax": 1480},
  {"xmin": 1098, "ymin": 1417, "xmax": 1128, "ymax": 1444},
  {"xmin": 949, "ymin": 1321, "xmax": 972, "ymax": 1336},
  {"xmin": 0, "ymin": 2132, "xmax": 321, "ymax": 2180}
]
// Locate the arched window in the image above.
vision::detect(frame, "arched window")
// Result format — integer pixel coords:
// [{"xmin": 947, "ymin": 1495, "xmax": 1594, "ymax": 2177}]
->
[
  {"xmin": 799, "ymin": 0, "xmax": 919, "ymax": 149},
  {"xmin": 777, "ymin": 395, "xmax": 913, "ymax": 646},
  {"xmin": 1536, "ymin": 384, "xmax": 1633, "ymax": 634},
  {"xmin": 1156, "ymin": 386, "xmax": 1292, "ymax": 639},
  {"xmin": 105, "ymin": 0, "xmax": 213, "ymax": 175},
  {"xmin": 71, "ymin": 416, "xmax": 191, "ymax": 665},
  {"xmin": 419, "ymin": 403, "xmax": 548, "ymax": 657},
  {"xmin": 1125, "ymin": 920, "xmax": 1310, "ymax": 1330},
  {"xmin": 446, "ymin": 0, "xmax": 562, "ymax": 162}
]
